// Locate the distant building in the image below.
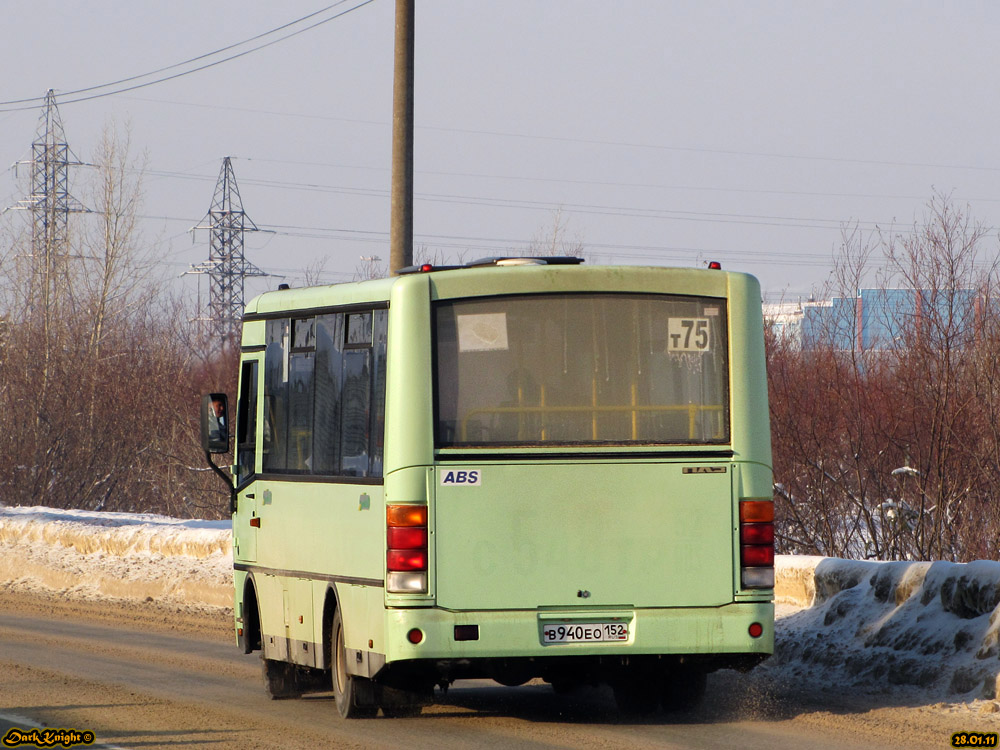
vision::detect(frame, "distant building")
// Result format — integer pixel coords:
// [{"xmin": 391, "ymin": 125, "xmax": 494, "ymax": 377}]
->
[{"xmin": 765, "ymin": 288, "xmax": 982, "ymax": 351}]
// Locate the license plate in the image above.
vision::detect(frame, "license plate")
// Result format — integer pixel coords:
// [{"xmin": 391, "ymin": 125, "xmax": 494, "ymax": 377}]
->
[{"xmin": 541, "ymin": 621, "xmax": 629, "ymax": 644}]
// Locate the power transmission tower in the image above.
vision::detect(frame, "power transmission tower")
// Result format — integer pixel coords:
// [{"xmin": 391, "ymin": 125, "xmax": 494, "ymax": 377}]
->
[
  {"xmin": 10, "ymin": 89, "xmax": 86, "ymax": 320},
  {"xmin": 186, "ymin": 157, "xmax": 269, "ymax": 345}
]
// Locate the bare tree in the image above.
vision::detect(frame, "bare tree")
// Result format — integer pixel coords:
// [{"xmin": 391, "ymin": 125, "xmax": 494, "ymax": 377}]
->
[
  {"xmin": 769, "ymin": 195, "xmax": 1000, "ymax": 561},
  {"xmin": 77, "ymin": 124, "xmax": 155, "ymax": 357},
  {"xmin": 529, "ymin": 208, "xmax": 586, "ymax": 258},
  {"xmin": 355, "ymin": 255, "xmax": 386, "ymax": 280},
  {"xmin": 0, "ymin": 123, "xmax": 233, "ymax": 518}
]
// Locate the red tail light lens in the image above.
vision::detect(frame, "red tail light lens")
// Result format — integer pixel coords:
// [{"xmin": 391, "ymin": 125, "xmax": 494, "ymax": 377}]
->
[
  {"xmin": 740, "ymin": 524, "xmax": 774, "ymax": 545},
  {"xmin": 739, "ymin": 500, "xmax": 774, "ymax": 589},
  {"xmin": 387, "ymin": 526, "xmax": 427, "ymax": 549},
  {"xmin": 741, "ymin": 544, "xmax": 775, "ymax": 567},
  {"xmin": 387, "ymin": 549, "xmax": 428, "ymax": 571}
]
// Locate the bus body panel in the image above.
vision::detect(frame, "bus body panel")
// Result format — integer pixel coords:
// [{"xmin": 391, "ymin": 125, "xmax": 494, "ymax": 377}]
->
[
  {"xmin": 432, "ymin": 461, "xmax": 734, "ymax": 610},
  {"xmin": 249, "ymin": 481, "xmax": 384, "ymax": 582},
  {"xmin": 240, "ymin": 480, "xmax": 386, "ymax": 669},
  {"xmin": 381, "ymin": 601, "xmax": 774, "ymax": 664}
]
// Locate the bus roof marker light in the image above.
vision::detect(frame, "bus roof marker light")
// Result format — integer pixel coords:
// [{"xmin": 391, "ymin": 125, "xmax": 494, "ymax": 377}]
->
[{"xmin": 708, "ymin": 261, "xmax": 722, "ymax": 270}]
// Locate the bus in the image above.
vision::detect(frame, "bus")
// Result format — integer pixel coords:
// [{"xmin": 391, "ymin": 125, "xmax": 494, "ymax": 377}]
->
[{"xmin": 202, "ymin": 257, "xmax": 775, "ymax": 718}]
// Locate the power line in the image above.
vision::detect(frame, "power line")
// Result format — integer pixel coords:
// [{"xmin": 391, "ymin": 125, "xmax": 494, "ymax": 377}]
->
[
  {"xmin": 0, "ymin": 1, "xmax": 375, "ymax": 112},
  {"xmin": 138, "ymin": 167, "xmax": 905, "ymax": 232},
  {"xmin": 116, "ymin": 95, "xmax": 1000, "ymax": 176}
]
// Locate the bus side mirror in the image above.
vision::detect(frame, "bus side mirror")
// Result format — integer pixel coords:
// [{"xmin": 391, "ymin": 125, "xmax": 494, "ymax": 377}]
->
[{"xmin": 201, "ymin": 393, "xmax": 230, "ymax": 454}]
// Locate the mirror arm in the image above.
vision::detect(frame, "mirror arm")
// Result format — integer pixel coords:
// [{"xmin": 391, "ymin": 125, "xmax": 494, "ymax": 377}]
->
[{"xmin": 205, "ymin": 451, "xmax": 237, "ymax": 514}]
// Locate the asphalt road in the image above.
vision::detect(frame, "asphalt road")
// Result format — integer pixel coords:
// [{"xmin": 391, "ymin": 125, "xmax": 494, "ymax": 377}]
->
[{"xmin": 0, "ymin": 597, "xmax": 981, "ymax": 750}]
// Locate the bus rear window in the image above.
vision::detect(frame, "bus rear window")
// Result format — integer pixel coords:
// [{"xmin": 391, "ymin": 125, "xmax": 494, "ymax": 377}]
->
[{"xmin": 434, "ymin": 293, "xmax": 729, "ymax": 447}]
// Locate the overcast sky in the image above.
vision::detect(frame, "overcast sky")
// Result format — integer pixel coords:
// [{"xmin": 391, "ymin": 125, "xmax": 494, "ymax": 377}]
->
[{"xmin": 3, "ymin": 1, "xmax": 1000, "ymax": 304}]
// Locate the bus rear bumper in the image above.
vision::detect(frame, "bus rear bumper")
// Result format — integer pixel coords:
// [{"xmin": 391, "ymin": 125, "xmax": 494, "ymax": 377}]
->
[{"xmin": 379, "ymin": 601, "xmax": 773, "ymax": 681}]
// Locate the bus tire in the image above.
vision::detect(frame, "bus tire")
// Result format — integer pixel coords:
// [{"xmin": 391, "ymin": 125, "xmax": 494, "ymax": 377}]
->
[
  {"xmin": 331, "ymin": 608, "xmax": 377, "ymax": 719},
  {"xmin": 378, "ymin": 683, "xmax": 428, "ymax": 718},
  {"xmin": 262, "ymin": 658, "xmax": 301, "ymax": 699}
]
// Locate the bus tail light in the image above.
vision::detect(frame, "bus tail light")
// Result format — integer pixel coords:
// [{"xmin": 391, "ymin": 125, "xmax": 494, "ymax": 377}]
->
[
  {"xmin": 739, "ymin": 500, "xmax": 774, "ymax": 589},
  {"xmin": 387, "ymin": 504, "xmax": 428, "ymax": 594},
  {"xmin": 387, "ymin": 549, "xmax": 427, "ymax": 571}
]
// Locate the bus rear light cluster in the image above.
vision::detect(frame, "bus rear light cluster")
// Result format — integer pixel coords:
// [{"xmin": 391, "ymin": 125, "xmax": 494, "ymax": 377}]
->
[
  {"xmin": 387, "ymin": 504, "xmax": 428, "ymax": 594},
  {"xmin": 739, "ymin": 500, "xmax": 774, "ymax": 589}
]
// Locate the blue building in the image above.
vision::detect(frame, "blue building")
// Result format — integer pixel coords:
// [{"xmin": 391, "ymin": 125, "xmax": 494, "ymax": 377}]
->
[{"xmin": 766, "ymin": 288, "xmax": 981, "ymax": 352}]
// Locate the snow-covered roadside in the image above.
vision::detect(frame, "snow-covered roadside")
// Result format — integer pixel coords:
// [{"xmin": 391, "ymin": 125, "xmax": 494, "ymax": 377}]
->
[
  {"xmin": 1, "ymin": 504, "xmax": 998, "ymax": 708},
  {"xmin": 0, "ymin": 505, "xmax": 231, "ymax": 609},
  {"xmin": 773, "ymin": 555, "xmax": 1000, "ymax": 706}
]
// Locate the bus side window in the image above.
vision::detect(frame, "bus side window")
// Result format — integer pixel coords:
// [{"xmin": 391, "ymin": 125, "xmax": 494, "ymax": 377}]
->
[
  {"xmin": 260, "ymin": 309, "xmax": 387, "ymax": 480},
  {"xmin": 314, "ymin": 314, "xmax": 345, "ymax": 475},
  {"xmin": 236, "ymin": 361, "xmax": 258, "ymax": 485},
  {"xmin": 369, "ymin": 309, "xmax": 388, "ymax": 477},
  {"xmin": 288, "ymin": 318, "xmax": 316, "ymax": 471},
  {"xmin": 262, "ymin": 319, "xmax": 290, "ymax": 472}
]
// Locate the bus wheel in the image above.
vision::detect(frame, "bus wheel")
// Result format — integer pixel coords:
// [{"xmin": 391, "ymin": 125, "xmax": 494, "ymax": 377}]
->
[
  {"xmin": 659, "ymin": 669, "xmax": 706, "ymax": 712},
  {"xmin": 262, "ymin": 659, "xmax": 301, "ymax": 699},
  {"xmin": 331, "ymin": 608, "xmax": 377, "ymax": 719},
  {"xmin": 378, "ymin": 683, "xmax": 428, "ymax": 718}
]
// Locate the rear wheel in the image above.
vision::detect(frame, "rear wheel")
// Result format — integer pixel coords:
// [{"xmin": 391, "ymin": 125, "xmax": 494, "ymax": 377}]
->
[
  {"xmin": 262, "ymin": 658, "xmax": 301, "ymax": 700},
  {"xmin": 331, "ymin": 608, "xmax": 377, "ymax": 719},
  {"xmin": 378, "ymin": 683, "xmax": 428, "ymax": 718}
]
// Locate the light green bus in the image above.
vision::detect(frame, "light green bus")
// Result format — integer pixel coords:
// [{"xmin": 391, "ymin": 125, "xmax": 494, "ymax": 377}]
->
[{"xmin": 203, "ymin": 257, "xmax": 775, "ymax": 718}]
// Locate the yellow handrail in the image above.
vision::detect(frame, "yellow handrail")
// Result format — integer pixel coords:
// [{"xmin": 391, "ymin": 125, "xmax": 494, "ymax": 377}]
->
[{"xmin": 459, "ymin": 402, "xmax": 725, "ymax": 442}]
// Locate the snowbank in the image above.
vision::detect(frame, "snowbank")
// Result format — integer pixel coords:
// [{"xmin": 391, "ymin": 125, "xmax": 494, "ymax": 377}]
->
[
  {"xmin": 0, "ymin": 505, "xmax": 232, "ymax": 608},
  {"xmin": 1, "ymin": 505, "xmax": 998, "ymax": 701},
  {"xmin": 774, "ymin": 554, "xmax": 1000, "ymax": 700}
]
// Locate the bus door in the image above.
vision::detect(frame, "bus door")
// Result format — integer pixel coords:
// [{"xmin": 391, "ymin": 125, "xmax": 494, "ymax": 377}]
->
[{"xmin": 234, "ymin": 359, "xmax": 260, "ymax": 563}]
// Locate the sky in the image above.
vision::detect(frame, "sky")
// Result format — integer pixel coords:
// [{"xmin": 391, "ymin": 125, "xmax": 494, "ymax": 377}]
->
[{"xmin": 3, "ymin": 1, "xmax": 1000, "ymax": 305}]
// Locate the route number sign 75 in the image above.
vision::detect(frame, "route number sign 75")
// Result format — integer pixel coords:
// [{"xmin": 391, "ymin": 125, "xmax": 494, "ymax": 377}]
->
[{"xmin": 668, "ymin": 318, "xmax": 711, "ymax": 352}]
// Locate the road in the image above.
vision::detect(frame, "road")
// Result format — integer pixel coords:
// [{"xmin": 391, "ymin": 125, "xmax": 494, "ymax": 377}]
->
[{"xmin": 0, "ymin": 592, "xmax": 988, "ymax": 750}]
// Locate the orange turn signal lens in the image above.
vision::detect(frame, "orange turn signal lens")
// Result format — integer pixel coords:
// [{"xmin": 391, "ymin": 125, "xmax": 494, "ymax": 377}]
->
[
  {"xmin": 739, "ymin": 500, "xmax": 774, "ymax": 523},
  {"xmin": 387, "ymin": 504, "xmax": 428, "ymax": 527}
]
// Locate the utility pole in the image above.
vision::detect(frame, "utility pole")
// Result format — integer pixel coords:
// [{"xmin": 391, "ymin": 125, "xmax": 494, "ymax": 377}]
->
[
  {"xmin": 389, "ymin": 0, "xmax": 414, "ymax": 275},
  {"xmin": 11, "ymin": 89, "xmax": 85, "ymax": 321},
  {"xmin": 9, "ymin": 90, "xmax": 86, "ymax": 399},
  {"xmin": 186, "ymin": 157, "xmax": 269, "ymax": 346}
]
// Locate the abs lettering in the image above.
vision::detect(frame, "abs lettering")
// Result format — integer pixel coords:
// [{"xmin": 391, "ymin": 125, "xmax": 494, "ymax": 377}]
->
[{"xmin": 441, "ymin": 468, "xmax": 482, "ymax": 486}]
